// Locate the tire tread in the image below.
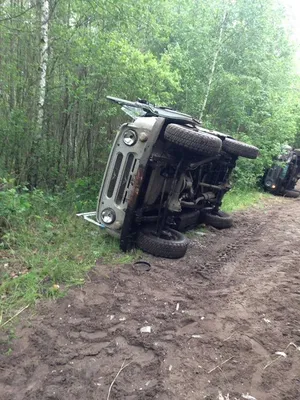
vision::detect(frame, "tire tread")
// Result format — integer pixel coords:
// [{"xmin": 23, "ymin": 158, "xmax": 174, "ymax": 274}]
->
[
  {"xmin": 137, "ymin": 227, "xmax": 188, "ymax": 258},
  {"xmin": 283, "ymin": 189, "xmax": 300, "ymax": 198},
  {"xmin": 223, "ymin": 138, "xmax": 259, "ymax": 159},
  {"xmin": 204, "ymin": 210, "xmax": 233, "ymax": 229},
  {"xmin": 165, "ymin": 124, "xmax": 222, "ymax": 156}
]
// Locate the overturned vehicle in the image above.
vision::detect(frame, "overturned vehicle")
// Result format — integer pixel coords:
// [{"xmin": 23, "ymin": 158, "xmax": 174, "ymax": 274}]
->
[
  {"xmin": 79, "ymin": 97, "xmax": 259, "ymax": 258},
  {"xmin": 263, "ymin": 145, "xmax": 300, "ymax": 198}
]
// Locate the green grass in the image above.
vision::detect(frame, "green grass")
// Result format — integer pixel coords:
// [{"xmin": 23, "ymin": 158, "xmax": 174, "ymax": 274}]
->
[
  {"xmin": 221, "ymin": 188, "xmax": 272, "ymax": 213},
  {"xmin": 0, "ymin": 189, "xmax": 138, "ymax": 325}
]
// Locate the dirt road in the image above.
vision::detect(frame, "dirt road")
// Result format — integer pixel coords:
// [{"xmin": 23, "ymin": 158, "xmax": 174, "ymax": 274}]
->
[{"xmin": 1, "ymin": 198, "xmax": 300, "ymax": 400}]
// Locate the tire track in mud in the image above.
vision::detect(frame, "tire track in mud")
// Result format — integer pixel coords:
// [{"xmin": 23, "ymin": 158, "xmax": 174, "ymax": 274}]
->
[
  {"xmin": 191, "ymin": 217, "xmax": 268, "ymax": 282},
  {"xmin": 1, "ymin": 198, "xmax": 300, "ymax": 400},
  {"xmin": 202, "ymin": 201, "xmax": 300, "ymax": 400}
]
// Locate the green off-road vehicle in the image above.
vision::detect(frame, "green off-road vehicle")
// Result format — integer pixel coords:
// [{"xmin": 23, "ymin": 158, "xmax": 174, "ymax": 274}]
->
[
  {"xmin": 79, "ymin": 97, "xmax": 259, "ymax": 258},
  {"xmin": 263, "ymin": 145, "xmax": 300, "ymax": 198}
]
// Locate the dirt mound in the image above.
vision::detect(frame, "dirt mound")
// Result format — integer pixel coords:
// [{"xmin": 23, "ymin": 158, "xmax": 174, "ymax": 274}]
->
[{"xmin": 1, "ymin": 199, "xmax": 300, "ymax": 400}]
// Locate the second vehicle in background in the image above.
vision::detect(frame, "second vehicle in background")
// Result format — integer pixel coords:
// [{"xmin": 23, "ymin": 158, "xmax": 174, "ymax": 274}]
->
[{"xmin": 263, "ymin": 145, "xmax": 300, "ymax": 198}]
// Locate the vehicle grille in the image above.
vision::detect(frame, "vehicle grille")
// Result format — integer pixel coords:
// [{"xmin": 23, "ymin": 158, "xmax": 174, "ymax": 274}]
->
[
  {"xmin": 116, "ymin": 153, "xmax": 135, "ymax": 205},
  {"xmin": 107, "ymin": 153, "xmax": 123, "ymax": 198}
]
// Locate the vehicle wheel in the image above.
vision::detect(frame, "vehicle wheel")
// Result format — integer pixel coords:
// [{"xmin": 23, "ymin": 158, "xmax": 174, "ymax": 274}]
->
[
  {"xmin": 222, "ymin": 138, "xmax": 259, "ymax": 159},
  {"xmin": 164, "ymin": 124, "xmax": 222, "ymax": 156},
  {"xmin": 136, "ymin": 226, "xmax": 188, "ymax": 258},
  {"xmin": 294, "ymin": 149, "xmax": 300, "ymax": 157},
  {"xmin": 204, "ymin": 210, "xmax": 233, "ymax": 229},
  {"xmin": 283, "ymin": 189, "xmax": 300, "ymax": 198}
]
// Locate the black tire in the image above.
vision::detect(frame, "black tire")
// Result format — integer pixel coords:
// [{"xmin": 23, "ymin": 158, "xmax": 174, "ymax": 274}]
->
[
  {"xmin": 283, "ymin": 189, "xmax": 300, "ymax": 198},
  {"xmin": 222, "ymin": 138, "xmax": 259, "ymax": 159},
  {"xmin": 204, "ymin": 210, "xmax": 233, "ymax": 229},
  {"xmin": 136, "ymin": 226, "xmax": 188, "ymax": 258},
  {"xmin": 165, "ymin": 124, "xmax": 222, "ymax": 156}
]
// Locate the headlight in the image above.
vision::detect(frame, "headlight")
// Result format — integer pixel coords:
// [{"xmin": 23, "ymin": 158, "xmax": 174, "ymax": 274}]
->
[
  {"xmin": 265, "ymin": 180, "xmax": 272, "ymax": 187},
  {"xmin": 123, "ymin": 130, "xmax": 137, "ymax": 146},
  {"xmin": 101, "ymin": 208, "xmax": 116, "ymax": 224}
]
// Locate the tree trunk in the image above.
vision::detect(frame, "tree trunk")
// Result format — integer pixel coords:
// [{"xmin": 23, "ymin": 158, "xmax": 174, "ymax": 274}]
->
[
  {"xmin": 199, "ymin": 9, "xmax": 227, "ymax": 121},
  {"xmin": 37, "ymin": 0, "xmax": 49, "ymax": 132}
]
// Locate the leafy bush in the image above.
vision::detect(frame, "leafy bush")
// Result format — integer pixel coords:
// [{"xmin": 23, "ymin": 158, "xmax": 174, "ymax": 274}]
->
[
  {"xmin": 62, "ymin": 177, "xmax": 101, "ymax": 212},
  {"xmin": 0, "ymin": 180, "xmax": 31, "ymax": 238},
  {"xmin": 0, "ymin": 177, "xmax": 137, "ymax": 321}
]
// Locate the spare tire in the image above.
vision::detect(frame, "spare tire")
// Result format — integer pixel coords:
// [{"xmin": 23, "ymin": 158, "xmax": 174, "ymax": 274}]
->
[
  {"xmin": 137, "ymin": 226, "xmax": 188, "ymax": 258},
  {"xmin": 283, "ymin": 189, "xmax": 300, "ymax": 198},
  {"xmin": 165, "ymin": 124, "xmax": 222, "ymax": 156},
  {"xmin": 204, "ymin": 210, "xmax": 233, "ymax": 229},
  {"xmin": 222, "ymin": 138, "xmax": 259, "ymax": 159}
]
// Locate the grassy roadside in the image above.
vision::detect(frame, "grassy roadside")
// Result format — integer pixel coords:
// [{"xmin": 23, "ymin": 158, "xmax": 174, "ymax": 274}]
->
[
  {"xmin": 221, "ymin": 188, "xmax": 272, "ymax": 212},
  {"xmin": 0, "ymin": 186, "xmax": 272, "ymax": 325},
  {"xmin": 0, "ymin": 188, "xmax": 138, "ymax": 325}
]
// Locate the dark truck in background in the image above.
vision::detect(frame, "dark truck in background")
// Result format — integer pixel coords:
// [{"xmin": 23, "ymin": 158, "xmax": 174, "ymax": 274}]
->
[
  {"xmin": 263, "ymin": 145, "xmax": 300, "ymax": 198},
  {"xmin": 79, "ymin": 97, "xmax": 259, "ymax": 258}
]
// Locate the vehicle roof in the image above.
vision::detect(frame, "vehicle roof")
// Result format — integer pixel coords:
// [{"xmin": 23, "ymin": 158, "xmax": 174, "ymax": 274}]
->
[
  {"xmin": 107, "ymin": 96, "xmax": 201, "ymax": 124},
  {"xmin": 107, "ymin": 96, "xmax": 232, "ymax": 138}
]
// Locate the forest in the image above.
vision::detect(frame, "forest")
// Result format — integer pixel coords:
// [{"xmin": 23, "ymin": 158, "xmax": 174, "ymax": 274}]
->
[{"xmin": 1, "ymin": 0, "xmax": 300, "ymax": 190}]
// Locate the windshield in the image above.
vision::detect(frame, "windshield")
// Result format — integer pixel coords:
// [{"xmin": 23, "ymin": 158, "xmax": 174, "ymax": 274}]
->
[{"xmin": 121, "ymin": 105, "xmax": 146, "ymax": 120}]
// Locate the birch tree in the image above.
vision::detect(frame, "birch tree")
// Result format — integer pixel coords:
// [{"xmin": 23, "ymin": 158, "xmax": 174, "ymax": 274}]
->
[
  {"xmin": 199, "ymin": 8, "xmax": 228, "ymax": 121},
  {"xmin": 37, "ymin": 0, "xmax": 49, "ymax": 132}
]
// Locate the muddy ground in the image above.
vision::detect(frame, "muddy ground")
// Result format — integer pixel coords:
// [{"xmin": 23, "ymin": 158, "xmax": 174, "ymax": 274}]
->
[{"xmin": 1, "ymin": 198, "xmax": 300, "ymax": 400}]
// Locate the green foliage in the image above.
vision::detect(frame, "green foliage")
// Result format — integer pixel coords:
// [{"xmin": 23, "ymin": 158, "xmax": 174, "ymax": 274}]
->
[
  {"xmin": 221, "ymin": 188, "xmax": 272, "ymax": 213},
  {"xmin": 0, "ymin": 182, "xmax": 138, "ymax": 322},
  {"xmin": 0, "ymin": 0, "xmax": 299, "ymax": 188},
  {"xmin": 62, "ymin": 177, "xmax": 101, "ymax": 212}
]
